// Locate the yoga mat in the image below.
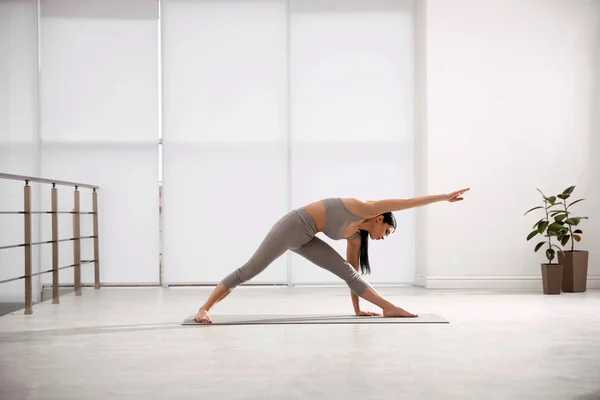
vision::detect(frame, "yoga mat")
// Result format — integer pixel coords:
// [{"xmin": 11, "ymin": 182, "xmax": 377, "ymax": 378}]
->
[{"xmin": 182, "ymin": 313, "xmax": 448, "ymax": 326}]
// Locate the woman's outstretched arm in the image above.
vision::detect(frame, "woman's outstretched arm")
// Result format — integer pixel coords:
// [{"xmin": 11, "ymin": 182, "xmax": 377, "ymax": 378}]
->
[
  {"xmin": 346, "ymin": 236, "xmax": 363, "ymax": 314},
  {"xmin": 355, "ymin": 188, "xmax": 470, "ymax": 217}
]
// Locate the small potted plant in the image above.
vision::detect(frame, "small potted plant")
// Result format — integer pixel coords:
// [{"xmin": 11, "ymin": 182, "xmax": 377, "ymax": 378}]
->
[
  {"xmin": 525, "ymin": 189, "xmax": 568, "ymax": 295},
  {"xmin": 552, "ymin": 186, "xmax": 589, "ymax": 292}
]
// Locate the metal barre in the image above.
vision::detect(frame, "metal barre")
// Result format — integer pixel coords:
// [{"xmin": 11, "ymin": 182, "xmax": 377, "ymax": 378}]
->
[
  {"xmin": 0, "ymin": 211, "xmax": 96, "ymax": 215},
  {"xmin": 0, "ymin": 172, "xmax": 98, "ymax": 189},
  {"xmin": 0, "ymin": 174, "xmax": 101, "ymax": 314},
  {"xmin": 0, "ymin": 236, "xmax": 97, "ymax": 251},
  {"xmin": 0, "ymin": 260, "xmax": 96, "ymax": 285}
]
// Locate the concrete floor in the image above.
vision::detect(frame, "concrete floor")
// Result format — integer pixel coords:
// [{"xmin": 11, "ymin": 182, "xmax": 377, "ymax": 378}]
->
[
  {"xmin": 0, "ymin": 302, "xmax": 25, "ymax": 317},
  {"xmin": 0, "ymin": 286, "xmax": 599, "ymax": 400}
]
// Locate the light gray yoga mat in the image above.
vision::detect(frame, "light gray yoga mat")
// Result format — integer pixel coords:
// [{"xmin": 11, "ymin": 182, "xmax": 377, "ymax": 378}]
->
[{"xmin": 182, "ymin": 313, "xmax": 448, "ymax": 326}]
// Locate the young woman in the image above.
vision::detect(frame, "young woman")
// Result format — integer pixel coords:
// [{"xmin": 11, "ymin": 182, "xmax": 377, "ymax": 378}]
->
[{"xmin": 195, "ymin": 188, "xmax": 470, "ymax": 323}]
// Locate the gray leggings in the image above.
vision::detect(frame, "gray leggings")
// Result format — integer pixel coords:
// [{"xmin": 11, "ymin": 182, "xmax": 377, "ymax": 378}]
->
[{"xmin": 221, "ymin": 208, "xmax": 370, "ymax": 295}]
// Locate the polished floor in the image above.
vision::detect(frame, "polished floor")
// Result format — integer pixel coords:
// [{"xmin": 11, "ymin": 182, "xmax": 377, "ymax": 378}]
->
[{"xmin": 0, "ymin": 286, "xmax": 599, "ymax": 400}]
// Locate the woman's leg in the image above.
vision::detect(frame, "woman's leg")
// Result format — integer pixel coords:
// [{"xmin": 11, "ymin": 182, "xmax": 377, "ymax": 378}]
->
[
  {"xmin": 291, "ymin": 237, "xmax": 417, "ymax": 317},
  {"xmin": 195, "ymin": 211, "xmax": 311, "ymax": 323},
  {"xmin": 195, "ymin": 283, "xmax": 232, "ymax": 323}
]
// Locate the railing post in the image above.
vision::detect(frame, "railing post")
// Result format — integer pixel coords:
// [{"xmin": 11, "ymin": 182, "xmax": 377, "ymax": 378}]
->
[
  {"xmin": 24, "ymin": 181, "xmax": 33, "ymax": 315},
  {"xmin": 52, "ymin": 183, "xmax": 59, "ymax": 304},
  {"xmin": 73, "ymin": 186, "xmax": 81, "ymax": 296},
  {"xmin": 93, "ymin": 189, "xmax": 100, "ymax": 289}
]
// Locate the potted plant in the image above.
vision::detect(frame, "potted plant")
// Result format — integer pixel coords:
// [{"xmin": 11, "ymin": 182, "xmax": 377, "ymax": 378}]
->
[
  {"xmin": 553, "ymin": 186, "xmax": 589, "ymax": 292},
  {"xmin": 525, "ymin": 189, "xmax": 568, "ymax": 295}
]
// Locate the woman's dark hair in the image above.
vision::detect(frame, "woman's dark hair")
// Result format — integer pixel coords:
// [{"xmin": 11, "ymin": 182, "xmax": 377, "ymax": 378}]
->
[{"xmin": 358, "ymin": 212, "xmax": 396, "ymax": 275}]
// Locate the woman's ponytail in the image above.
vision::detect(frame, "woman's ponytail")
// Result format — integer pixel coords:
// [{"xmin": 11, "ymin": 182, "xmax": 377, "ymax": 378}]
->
[{"xmin": 358, "ymin": 230, "xmax": 371, "ymax": 275}]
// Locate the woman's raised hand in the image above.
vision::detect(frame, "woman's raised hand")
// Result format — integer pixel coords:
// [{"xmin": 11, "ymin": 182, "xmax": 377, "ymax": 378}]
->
[{"xmin": 444, "ymin": 188, "xmax": 470, "ymax": 202}]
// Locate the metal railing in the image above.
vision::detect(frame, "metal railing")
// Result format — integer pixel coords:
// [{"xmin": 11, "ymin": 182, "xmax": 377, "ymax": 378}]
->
[{"xmin": 0, "ymin": 173, "xmax": 100, "ymax": 314}]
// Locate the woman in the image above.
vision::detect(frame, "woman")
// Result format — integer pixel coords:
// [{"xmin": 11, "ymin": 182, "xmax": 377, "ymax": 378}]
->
[{"xmin": 195, "ymin": 188, "xmax": 470, "ymax": 323}]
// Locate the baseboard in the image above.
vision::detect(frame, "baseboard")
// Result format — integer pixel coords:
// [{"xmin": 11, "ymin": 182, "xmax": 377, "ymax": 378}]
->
[
  {"xmin": 166, "ymin": 282, "xmax": 413, "ymax": 288},
  {"xmin": 41, "ymin": 283, "xmax": 161, "ymax": 288},
  {"xmin": 289, "ymin": 282, "xmax": 412, "ymax": 287},
  {"xmin": 37, "ymin": 278, "xmax": 600, "ymax": 291},
  {"xmin": 423, "ymin": 276, "xmax": 600, "ymax": 290},
  {"xmin": 414, "ymin": 274, "xmax": 426, "ymax": 288},
  {"xmin": 166, "ymin": 282, "xmax": 288, "ymax": 287}
]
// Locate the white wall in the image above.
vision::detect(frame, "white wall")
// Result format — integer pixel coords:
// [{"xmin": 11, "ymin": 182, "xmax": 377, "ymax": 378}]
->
[
  {"xmin": 38, "ymin": 0, "xmax": 160, "ymax": 285},
  {"xmin": 420, "ymin": 0, "xmax": 600, "ymax": 288},
  {"xmin": 0, "ymin": 0, "xmax": 42, "ymax": 303}
]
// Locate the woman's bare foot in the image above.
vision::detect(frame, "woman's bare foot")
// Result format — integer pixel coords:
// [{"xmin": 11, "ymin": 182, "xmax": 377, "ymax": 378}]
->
[
  {"xmin": 383, "ymin": 306, "xmax": 418, "ymax": 318},
  {"xmin": 194, "ymin": 309, "xmax": 212, "ymax": 323}
]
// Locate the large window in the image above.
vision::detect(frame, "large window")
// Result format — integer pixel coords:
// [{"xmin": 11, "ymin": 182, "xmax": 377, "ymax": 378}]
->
[
  {"xmin": 160, "ymin": 0, "xmax": 416, "ymax": 286},
  {"xmin": 39, "ymin": 0, "xmax": 160, "ymax": 285}
]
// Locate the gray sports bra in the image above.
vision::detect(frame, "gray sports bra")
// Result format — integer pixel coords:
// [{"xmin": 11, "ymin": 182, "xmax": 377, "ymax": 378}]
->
[{"xmin": 321, "ymin": 198, "xmax": 364, "ymax": 240}]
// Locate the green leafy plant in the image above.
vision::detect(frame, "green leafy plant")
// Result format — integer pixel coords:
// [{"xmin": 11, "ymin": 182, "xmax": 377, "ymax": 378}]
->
[
  {"xmin": 552, "ymin": 186, "xmax": 588, "ymax": 251},
  {"xmin": 525, "ymin": 189, "xmax": 568, "ymax": 264}
]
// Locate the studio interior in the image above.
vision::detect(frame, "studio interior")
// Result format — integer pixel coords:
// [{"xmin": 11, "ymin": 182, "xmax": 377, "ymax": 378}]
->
[{"xmin": 1, "ymin": 0, "xmax": 599, "ymax": 399}]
